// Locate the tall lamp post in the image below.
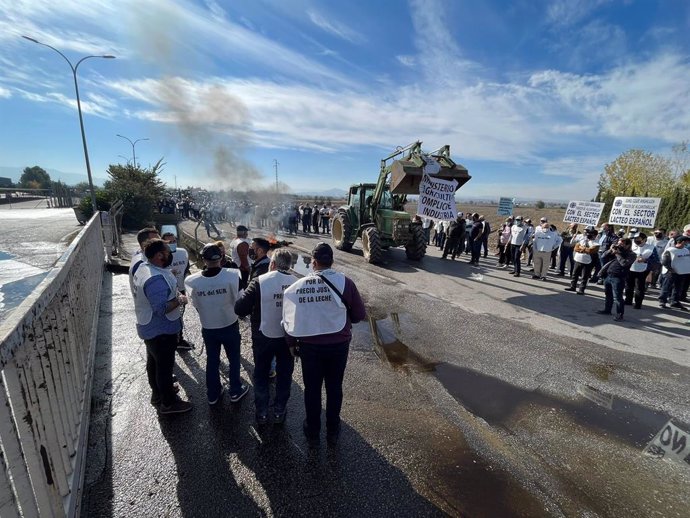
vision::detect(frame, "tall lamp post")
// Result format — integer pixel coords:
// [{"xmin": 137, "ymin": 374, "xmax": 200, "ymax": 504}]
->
[
  {"xmin": 116, "ymin": 134, "xmax": 149, "ymax": 168},
  {"xmin": 22, "ymin": 36, "xmax": 115, "ymax": 214}
]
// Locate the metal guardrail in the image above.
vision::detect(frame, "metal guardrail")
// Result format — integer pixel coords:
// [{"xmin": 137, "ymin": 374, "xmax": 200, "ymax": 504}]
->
[{"xmin": 0, "ymin": 212, "xmax": 104, "ymax": 517}]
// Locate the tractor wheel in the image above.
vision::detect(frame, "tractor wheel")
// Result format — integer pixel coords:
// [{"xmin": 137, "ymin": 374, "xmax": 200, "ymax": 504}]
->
[
  {"xmin": 405, "ymin": 224, "xmax": 426, "ymax": 260},
  {"xmin": 362, "ymin": 227, "xmax": 384, "ymax": 264},
  {"xmin": 332, "ymin": 212, "xmax": 353, "ymax": 251}
]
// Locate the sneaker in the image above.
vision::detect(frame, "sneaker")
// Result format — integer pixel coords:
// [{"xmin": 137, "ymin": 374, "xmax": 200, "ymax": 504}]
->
[
  {"xmin": 273, "ymin": 410, "xmax": 287, "ymax": 425},
  {"xmin": 159, "ymin": 399, "xmax": 193, "ymax": 415},
  {"xmin": 613, "ymin": 314, "xmax": 624, "ymax": 322},
  {"xmin": 576, "ymin": 290, "xmax": 585, "ymax": 295},
  {"xmin": 177, "ymin": 339, "xmax": 194, "ymax": 351},
  {"xmin": 500, "ymin": 264, "xmax": 508, "ymax": 269},
  {"xmin": 659, "ymin": 302, "xmax": 668, "ymax": 308},
  {"xmin": 531, "ymin": 275, "xmax": 539, "ymax": 279},
  {"xmin": 509, "ymin": 271, "xmax": 516, "ymax": 275},
  {"xmin": 540, "ymin": 277, "xmax": 547, "ymax": 281},
  {"xmin": 229, "ymin": 384, "xmax": 249, "ymax": 403},
  {"xmin": 564, "ymin": 287, "xmax": 576, "ymax": 292},
  {"xmin": 596, "ymin": 310, "xmax": 611, "ymax": 315},
  {"xmin": 209, "ymin": 386, "xmax": 225, "ymax": 405},
  {"xmin": 670, "ymin": 303, "xmax": 689, "ymax": 311},
  {"xmin": 513, "ymin": 273, "xmax": 520, "ymax": 277}
]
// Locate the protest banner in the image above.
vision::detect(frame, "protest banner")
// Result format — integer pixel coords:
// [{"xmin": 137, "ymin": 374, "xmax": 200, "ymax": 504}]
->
[
  {"xmin": 497, "ymin": 197, "xmax": 514, "ymax": 216},
  {"xmin": 417, "ymin": 173, "xmax": 458, "ymax": 221},
  {"xmin": 563, "ymin": 201, "xmax": 605, "ymax": 227},
  {"xmin": 608, "ymin": 197, "xmax": 661, "ymax": 228}
]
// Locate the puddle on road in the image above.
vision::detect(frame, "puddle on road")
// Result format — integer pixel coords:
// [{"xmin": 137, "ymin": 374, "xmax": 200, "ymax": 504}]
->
[
  {"xmin": 587, "ymin": 363, "xmax": 617, "ymax": 381},
  {"xmin": 434, "ymin": 363, "xmax": 670, "ymax": 448},
  {"xmin": 368, "ymin": 313, "xmax": 437, "ymax": 372},
  {"xmin": 289, "ymin": 253, "xmax": 313, "ymax": 277}
]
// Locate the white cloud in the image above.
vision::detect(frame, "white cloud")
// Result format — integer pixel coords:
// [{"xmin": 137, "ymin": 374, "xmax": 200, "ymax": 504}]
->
[
  {"xmin": 546, "ymin": 0, "xmax": 612, "ymax": 27},
  {"xmin": 396, "ymin": 55, "xmax": 415, "ymax": 67},
  {"xmin": 306, "ymin": 9, "xmax": 364, "ymax": 44},
  {"xmin": 0, "ymin": 86, "xmax": 11, "ymax": 98}
]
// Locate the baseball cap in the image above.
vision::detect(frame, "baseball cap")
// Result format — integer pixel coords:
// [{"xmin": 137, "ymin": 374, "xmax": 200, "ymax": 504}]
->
[
  {"xmin": 312, "ymin": 242, "xmax": 334, "ymax": 263},
  {"xmin": 201, "ymin": 244, "xmax": 222, "ymax": 261},
  {"xmin": 236, "ymin": 225, "xmax": 248, "ymax": 233},
  {"xmin": 515, "ymin": 216, "xmax": 523, "ymax": 221},
  {"xmin": 540, "ymin": 217, "xmax": 547, "ymax": 222}
]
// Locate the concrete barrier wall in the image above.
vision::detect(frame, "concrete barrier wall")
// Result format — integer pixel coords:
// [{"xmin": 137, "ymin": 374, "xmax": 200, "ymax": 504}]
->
[{"xmin": 0, "ymin": 213, "xmax": 104, "ymax": 517}]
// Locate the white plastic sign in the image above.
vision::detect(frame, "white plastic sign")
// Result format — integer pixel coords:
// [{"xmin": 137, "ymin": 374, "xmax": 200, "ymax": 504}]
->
[
  {"xmin": 563, "ymin": 201, "xmax": 605, "ymax": 227},
  {"xmin": 608, "ymin": 197, "xmax": 661, "ymax": 228},
  {"xmin": 417, "ymin": 174, "xmax": 458, "ymax": 221},
  {"xmin": 497, "ymin": 197, "xmax": 514, "ymax": 216}
]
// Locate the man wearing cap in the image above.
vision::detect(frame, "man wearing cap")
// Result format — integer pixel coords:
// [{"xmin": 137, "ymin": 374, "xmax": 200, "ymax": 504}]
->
[
  {"xmin": 132, "ymin": 239, "xmax": 192, "ymax": 415},
  {"xmin": 625, "ymin": 233, "xmax": 655, "ymax": 309},
  {"xmin": 565, "ymin": 226, "xmax": 600, "ymax": 295},
  {"xmin": 480, "ymin": 215, "xmax": 491, "ymax": 258},
  {"xmin": 648, "ymin": 229, "xmax": 669, "ymax": 289},
  {"xmin": 162, "ymin": 231, "xmax": 194, "ymax": 351},
  {"xmin": 282, "ymin": 243, "xmax": 366, "ymax": 445},
  {"xmin": 531, "ymin": 218, "xmax": 560, "ymax": 280},
  {"xmin": 185, "ymin": 244, "xmax": 248, "ymax": 405},
  {"xmin": 234, "ymin": 249, "xmax": 298, "ymax": 424},
  {"xmin": 596, "ymin": 238, "xmax": 636, "ymax": 321},
  {"xmin": 497, "ymin": 217, "xmax": 513, "ymax": 268},
  {"xmin": 509, "ymin": 216, "xmax": 528, "ymax": 277},
  {"xmin": 658, "ymin": 235, "xmax": 690, "ymax": 310},
  {"xmin": 229, "ymin": 226, "xmax": 253, "ymax": 286},
  {"xmin": 249, "ymin": 238, "xmax": 271, "ymax": 280}
]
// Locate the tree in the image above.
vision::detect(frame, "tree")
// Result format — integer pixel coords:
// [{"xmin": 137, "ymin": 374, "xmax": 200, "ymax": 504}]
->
[
  {"xmin": 535, "ymin": 200, "xmax": 546, "ymax": 209},
  {"xmin": 102, "ymin": 159, "xmax": 166, "ymax": 228},
  {"xmin": 598, "ymin": 149, "xmax": 674, "ymax": 199},
  {"xmin": 20, "ymin": 166, "xmax": 51, "ymax": 190}
]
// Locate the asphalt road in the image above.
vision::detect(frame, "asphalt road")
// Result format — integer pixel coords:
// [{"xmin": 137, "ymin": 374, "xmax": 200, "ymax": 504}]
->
[{"xmin": 81, "ymin": 221, "xmax": 690, "ymax": 517}]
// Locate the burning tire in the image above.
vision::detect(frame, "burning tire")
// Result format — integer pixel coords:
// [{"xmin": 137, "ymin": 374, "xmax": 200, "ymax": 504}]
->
[
  {"xmin": 405, "ymin": 224, "xmax": 426, "ymax": 260},
  {"xmin": 332, "ymin": 212, "xmax": 353, "ymax": 251},
  {"xmin": 362, "ymin": 227, "xmax": 383, "ymax": 264}
]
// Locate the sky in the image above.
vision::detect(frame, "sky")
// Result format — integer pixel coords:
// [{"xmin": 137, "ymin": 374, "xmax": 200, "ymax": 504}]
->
[{"xmin": 0, "ymin": 0, "xmax": 689, "ymax": 200}]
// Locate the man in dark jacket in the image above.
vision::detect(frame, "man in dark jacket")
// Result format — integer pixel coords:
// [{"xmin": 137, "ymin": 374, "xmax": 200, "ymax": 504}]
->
[
  {"xmin": 480, "ymin": 216, "xmax": 491, "ymax": 258},
  {"xmin": 469, "ymin": 213, "xmax": 484, "ymax": 266},
  {"xmin": 596, "ymin": 238, "xmax": 636, "ymax": 321},
  {"xmin": 591, "ymin": 223, "xmax": 617, "ymax": 283},
  {"xmin": 442, "ymin": 215, "xmax": 465, "ymax": 260},
  {"xmin": 249, "ymin": 238, "xmax": 271, "ymax": 280},
  {"xmin": 234, "ymin": 249, "xmax": 297, "ymax": 424}
]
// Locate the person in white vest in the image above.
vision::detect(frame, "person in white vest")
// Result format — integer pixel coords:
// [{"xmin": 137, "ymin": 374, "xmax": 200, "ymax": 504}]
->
[
  {"xmin": 228, "ymin": 225, "xmax": 253, "ymax": 286},
  {"xmin": 624, "ymin": 233, "xmax": 655, "ymax": 309},
  {"xmin": 530, "ymin": 218, "xmax": 561, "ymax": 281},
  {"xmin": 129, "ymin": 227, "xmax": 160, "ymax": 296},
  {"xmin": 658, "ymin": 235, "xmax": 690, "ymax": 310},
  {"xmin": 234, "ymin": 249, "xmax": 297, "ymax": 425},
  {"xmin": 647, "ymin": 228, "xmax": 668, "ymax": 289},
  {"xmin": 185, "ymin": 244, "xmax": 248, "ymax": 405},
  {"xmin": 282, "ymin": 243, "xmax": 366, "ymax": 446},
  {"xmin": 132, "ymin": 238, "xmax": 192, "ymax": 415},
  {"xmin": 162, "ymin": 232, "xmax": 194, "ymax": 351},
  {"xmin": 565, "ymin": 225, "xmax": 600, "ymax": 295},
  {"xmin": 509, "ymin": 216, "xmax": 528, "ymax": 277}
]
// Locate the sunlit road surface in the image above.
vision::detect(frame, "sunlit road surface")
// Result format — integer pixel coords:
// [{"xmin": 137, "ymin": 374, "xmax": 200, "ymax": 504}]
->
[
  {"xmin": 80, "ymin": 220, "xmax": 690, "ymax": 517},
  {"xmin": 0, "ymin": 205, "xmax": 80, "ymax": 321}
]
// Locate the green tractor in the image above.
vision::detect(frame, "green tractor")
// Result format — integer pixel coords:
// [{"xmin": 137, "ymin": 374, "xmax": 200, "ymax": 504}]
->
[{"xmin": 332, "ymin": 141, "xmax": 470, "ymax": 263}]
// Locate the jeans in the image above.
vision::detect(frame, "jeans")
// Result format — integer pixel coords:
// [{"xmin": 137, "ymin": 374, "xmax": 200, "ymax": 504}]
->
[
  {"xmin": 570, "ymin": 262, "xmax": 593, "ymax": 291},
  {"xmin": 252, "ymin": 333, "xmax": 294, "ymax": 415},
  {"xmin": 625, "ymin": 270, "xmax": 648, "ymax": 307},
  {"xmin": 559, "ymin": 246, "xmax": 574, "ymax": 275},
  {"xmin": 299, "ymin": 341, "xmax": 349, "ymax": 435},
  {"xmin": 481, "ymin": 234, "xmax": 489, "ymax": 257},
  {"xmin": 202, "ymin": 322, "xmax": 242, "ymax": 402},
  {"xmin": 144, "ymin": 333, "xmax": 178, "ymax": 406},
  {"xmin": 471, "ymin": 239, "xmax": 482, "ymax": 264},
  {"xmin": 659, "ymin": 272, "xmax": 690, "ymax": 304},
  {"xmin": 512, "ymin": 244, "xmax": 523, "ymax": 275},
  {"xmin": 604, "ymin": 276, "xmax": 625, "ymax": 315},
  {"xmin": 321, "ymin": 219, "xmax": 330, "ymax": 233}
]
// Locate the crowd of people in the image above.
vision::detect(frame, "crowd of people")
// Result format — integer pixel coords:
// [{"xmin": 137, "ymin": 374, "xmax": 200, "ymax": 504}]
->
[
  {"xmin": 426, "ymin": 212, "xmax": 690, "ymax": 322},
  {"xmin": 157, "ymin": 193, "xmax": 338, "ymax": 240},
  {"xmin": 128, "ymin": 224, "xmax": 365, "ymax": 446}
]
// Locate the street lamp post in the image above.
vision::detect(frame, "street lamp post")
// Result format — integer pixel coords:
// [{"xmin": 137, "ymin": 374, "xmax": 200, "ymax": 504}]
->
[
  {"xmin": 22, "ymin": 36, "xmax": 115, "ymax": 214},
  {"xmin": 116, "ymin": 134, "xmax": 149, "ymax": 168}
]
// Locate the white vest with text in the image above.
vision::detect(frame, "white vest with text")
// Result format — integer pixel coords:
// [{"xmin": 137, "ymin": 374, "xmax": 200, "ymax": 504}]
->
[
  {"xmin": 665, "ymin": 247, "xmax": 690, "ymax": 275},
  {"xmin": 282, "ymin": 270, "xmax": 347, "ymax": 337},
  {"xmin": 133, "ymin": 262, "xmax": 180, "ymax": 325},
  {"xmin": 168, "ymin": 247, "xmax": 189, "ymax": 291},
  {"xmin": 229, "ymin": 237, "xmax": 252, "ymax": 267},
  {"xmin": 185, "ymin": 269, "xmax": 241, "ymax": 329},
  {"xmin": 258, "ymin": 270, "xmax": 299, "ymax": 338}
]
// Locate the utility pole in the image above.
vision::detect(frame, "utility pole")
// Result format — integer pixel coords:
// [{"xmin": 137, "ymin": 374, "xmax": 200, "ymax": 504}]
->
[{"xmin": 273, "ymin": 159, "xmax": 279, "ymax": 192}]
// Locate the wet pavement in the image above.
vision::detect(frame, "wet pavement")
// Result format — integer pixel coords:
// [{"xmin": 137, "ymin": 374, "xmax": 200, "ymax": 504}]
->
[
  {"xmin": 79, "ymin": 222, "xmax": 690, "ymax": 517},
  {"xmin": 0, "ymin": 205, "xmax": 80, "ymax": 320}
]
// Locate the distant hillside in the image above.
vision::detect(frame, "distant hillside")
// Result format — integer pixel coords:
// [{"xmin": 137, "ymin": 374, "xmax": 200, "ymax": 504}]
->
[{"xmin": 0, "ymin": 166, "xmax": 107, "ymax": 186}]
